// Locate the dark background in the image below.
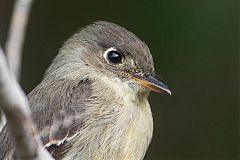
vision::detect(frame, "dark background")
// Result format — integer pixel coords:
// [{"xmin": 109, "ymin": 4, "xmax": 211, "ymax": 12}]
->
[{"xmin": 0, "ymin": 0, "xmax": 239, "ymax": 160}]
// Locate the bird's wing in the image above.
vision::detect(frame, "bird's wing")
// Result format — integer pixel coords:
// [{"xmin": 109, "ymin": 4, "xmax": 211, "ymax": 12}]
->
[
  {"xmin": 0, "ymin": 78, "xmax": 92, "ymax": 160},
  {"xmin": 0, "ymin": 126, "xmax": 15, "ymax": 159},
  {"xmin": 29, "ymin": 78, "xmax": 92, "ymax": 159}
]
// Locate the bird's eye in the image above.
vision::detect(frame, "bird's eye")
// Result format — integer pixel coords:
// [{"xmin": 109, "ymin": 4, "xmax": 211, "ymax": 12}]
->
[
  {"xmin": 103, "ymin": 47, "xmax": 123, "ymax": 64},
  {"xmin": 107, "ymin": 50, "xmax": 122, "ymax": 64}
]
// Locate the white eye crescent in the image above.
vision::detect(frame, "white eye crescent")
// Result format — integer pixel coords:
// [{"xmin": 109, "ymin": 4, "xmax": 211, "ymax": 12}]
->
[{"xmin": 103, "ymin": 47, "xmax": 123, "ymax": 64}]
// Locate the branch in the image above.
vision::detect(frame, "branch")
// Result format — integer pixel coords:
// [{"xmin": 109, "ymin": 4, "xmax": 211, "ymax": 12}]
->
[
  {"xmin": 0, "ymin": 0, "xmax": 53, "ymax": 159},
  {"xmin": 0, "ymin": 47, "xmax": 53, "ymax": 160},
  {"xmin": 5, "ymin": 0, "xmax": 33, "ymax": 80}
]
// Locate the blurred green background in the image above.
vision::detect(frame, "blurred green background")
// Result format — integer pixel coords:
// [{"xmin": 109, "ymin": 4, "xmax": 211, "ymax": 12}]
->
[{"xmin": 0, "ymin": 0, "xmax": 239, "ymax": 159}]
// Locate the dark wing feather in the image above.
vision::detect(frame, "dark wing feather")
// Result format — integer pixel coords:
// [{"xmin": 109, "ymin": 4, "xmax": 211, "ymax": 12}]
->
[{"xmin": 0, "ymin": 78, "xmax": 92, "ymax": 160}]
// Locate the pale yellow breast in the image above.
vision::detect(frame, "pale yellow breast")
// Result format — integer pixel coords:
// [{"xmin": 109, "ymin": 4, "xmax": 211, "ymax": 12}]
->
[{"xmin": 99, "ymin": 75, "xmax": 154, "ymax": 160}]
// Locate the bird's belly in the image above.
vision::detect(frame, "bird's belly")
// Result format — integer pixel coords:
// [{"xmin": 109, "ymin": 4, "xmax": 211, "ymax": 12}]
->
[
  {"xmin": 63, "ymin": 105, "xmax": 153, "ymax": 160},
  {"xmin": 121, "ymin": 103, "xmax": 153, "ymax": 160}
]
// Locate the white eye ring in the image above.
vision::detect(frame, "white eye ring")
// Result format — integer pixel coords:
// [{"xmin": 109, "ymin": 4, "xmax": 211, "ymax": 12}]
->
[
  {"xmin": 103, "ymin": 47, "xmax": 118, "ymax": 61},
  {"xmin": 103, "ymin": 47, "xmax": 123, "ymax": 65}
]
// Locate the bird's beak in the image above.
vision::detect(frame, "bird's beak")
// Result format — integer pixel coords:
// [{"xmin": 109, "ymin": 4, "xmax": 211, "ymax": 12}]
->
[{"xmin": 132, "ymin": 74, "xmax": 171, "ymax": 95}]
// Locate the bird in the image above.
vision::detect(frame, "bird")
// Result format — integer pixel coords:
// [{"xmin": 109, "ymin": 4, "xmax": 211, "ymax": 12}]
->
[{"xmin": 0, "ymin": 21, "xmax": 171, "ymax": 160}]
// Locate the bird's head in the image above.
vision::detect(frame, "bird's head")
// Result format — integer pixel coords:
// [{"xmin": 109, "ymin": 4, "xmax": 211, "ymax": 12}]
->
[{"xmin": 47, "ymin": 21, "xmax": 171, "ymax": 95}]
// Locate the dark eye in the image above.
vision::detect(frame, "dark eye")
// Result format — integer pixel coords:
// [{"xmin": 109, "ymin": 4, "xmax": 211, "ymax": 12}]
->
[{"xmin": 107, "ymin": 50, "xmax": 122, "ymax": 64}]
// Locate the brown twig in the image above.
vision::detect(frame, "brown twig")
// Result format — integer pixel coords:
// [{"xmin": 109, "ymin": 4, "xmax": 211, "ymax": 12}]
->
[
  {"xmin": 0, "ymin": 47, "xmax": 53, "ymax": 159},
  {"xmin": 5, "ymin": 0, "xmax": 33, "ymax": 80},
  {"xmin": 0, "ymin": 0, "xmax": 53, "ymax": 159}
]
